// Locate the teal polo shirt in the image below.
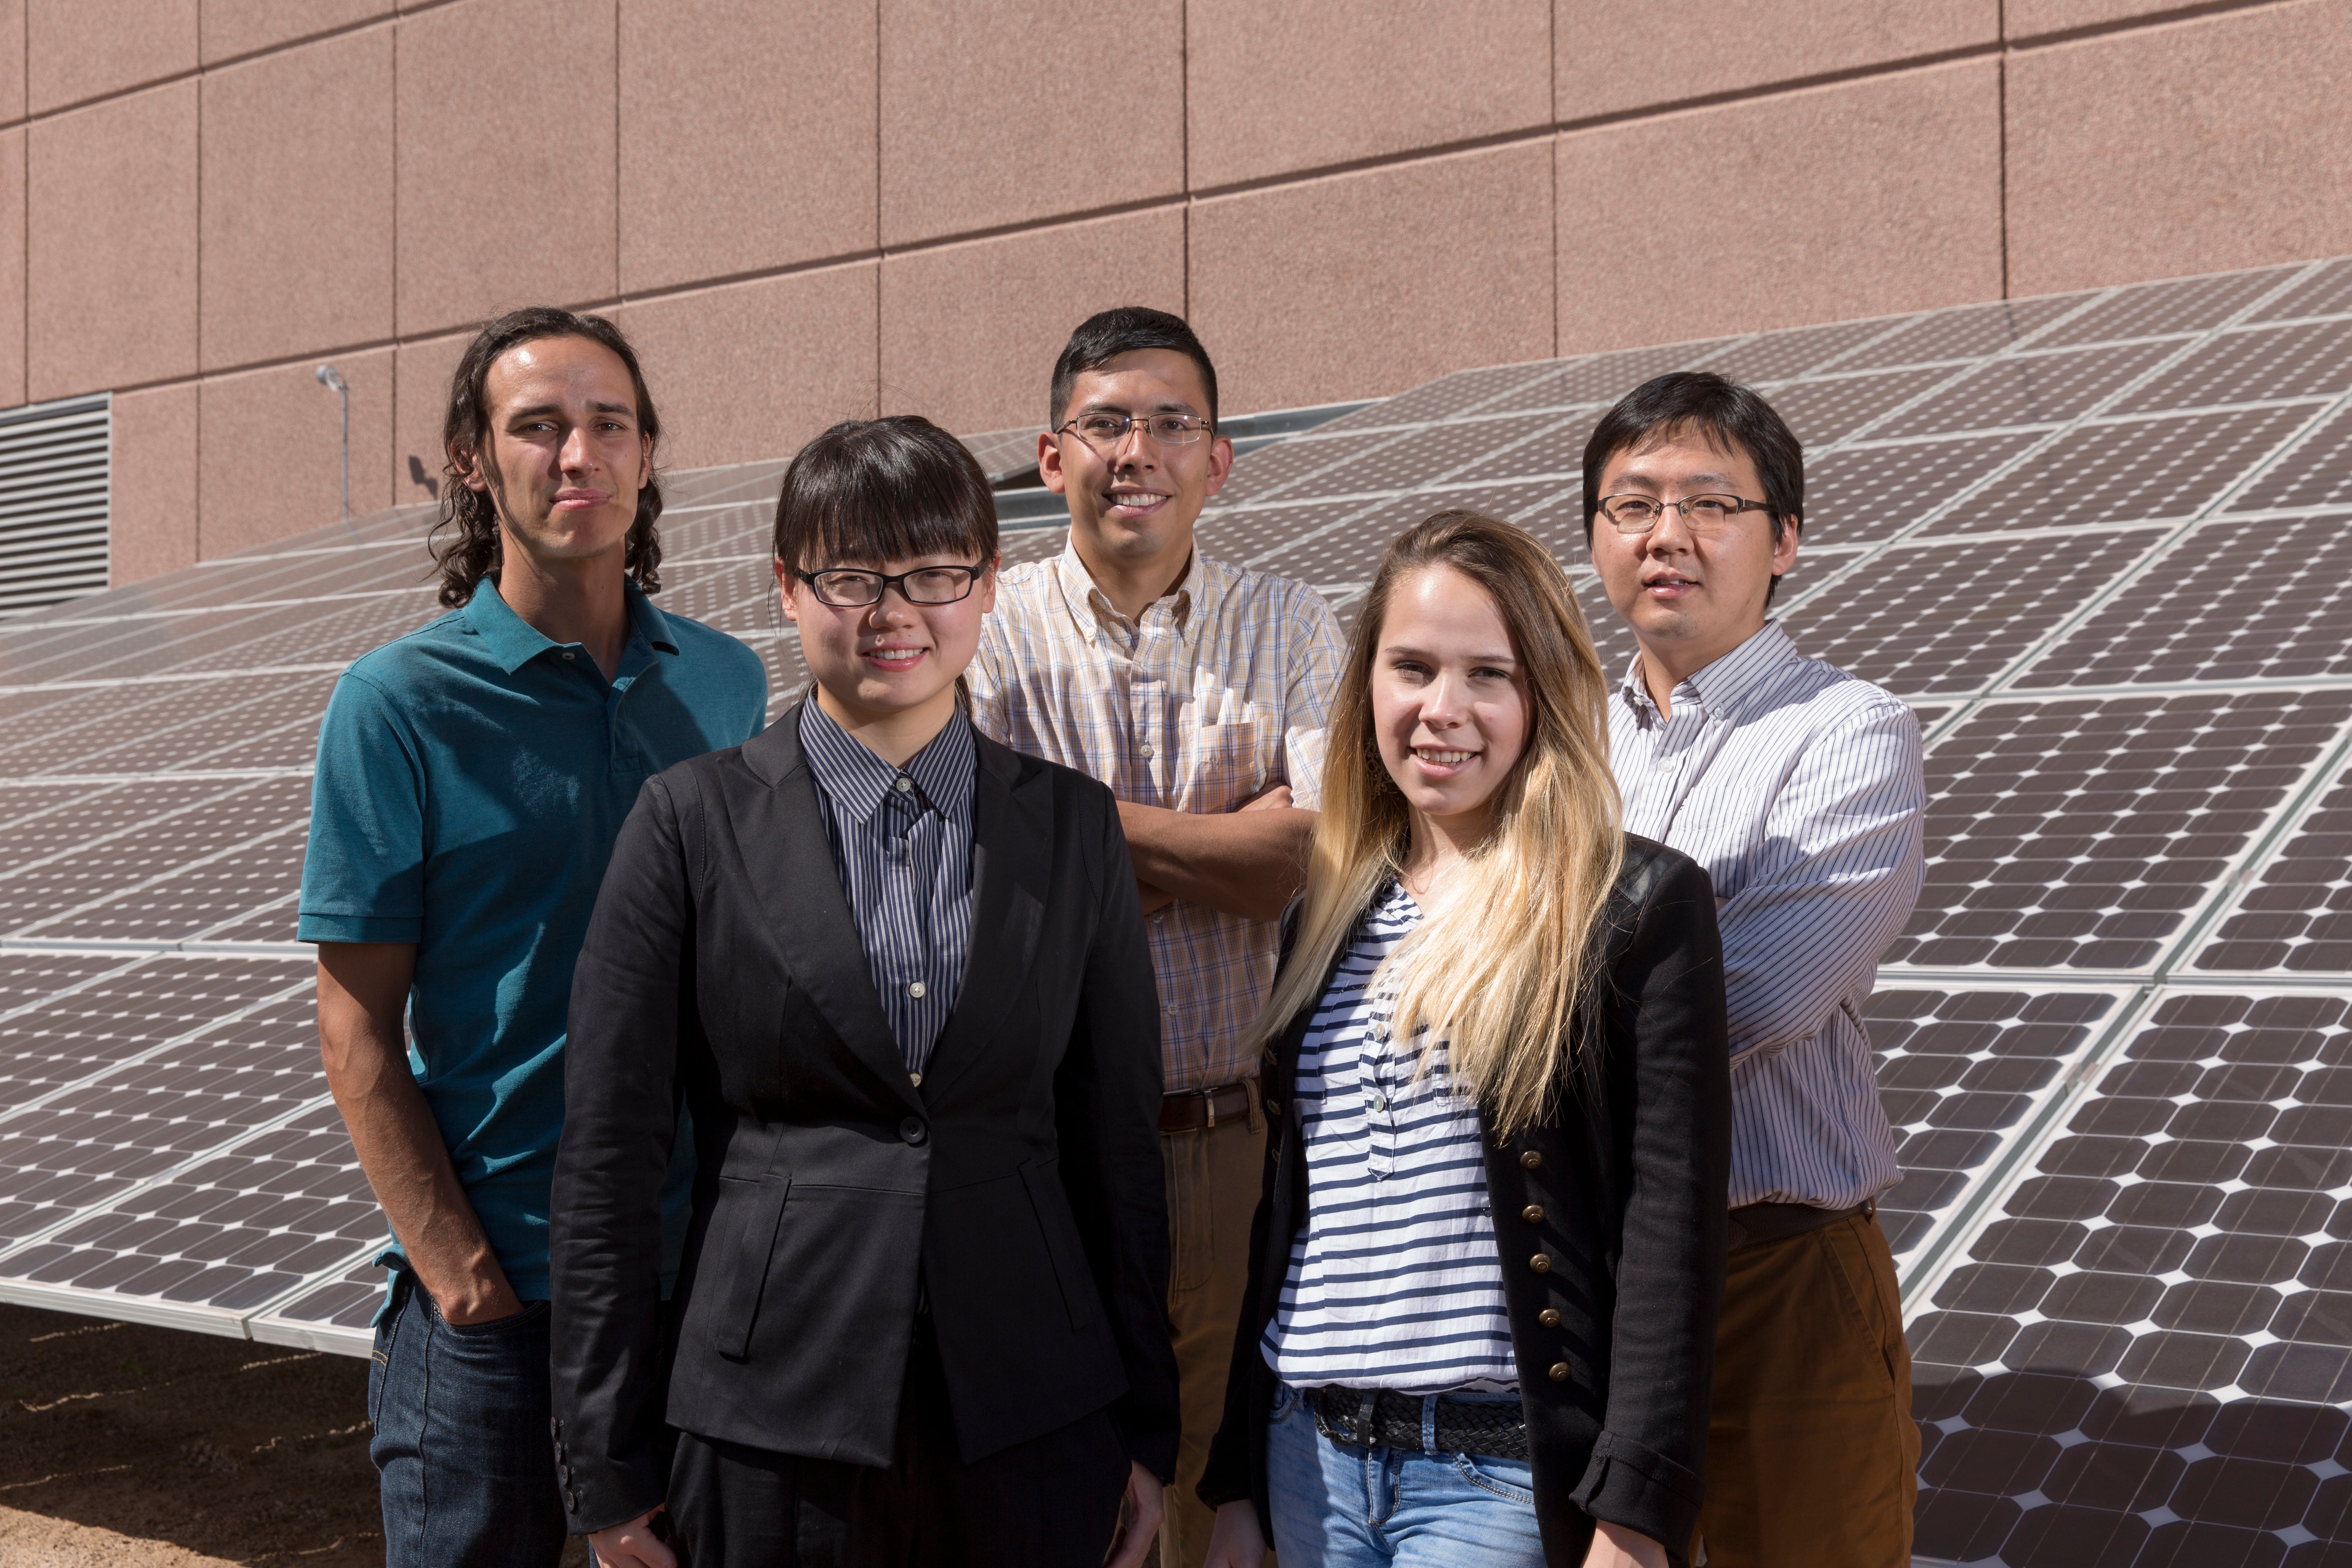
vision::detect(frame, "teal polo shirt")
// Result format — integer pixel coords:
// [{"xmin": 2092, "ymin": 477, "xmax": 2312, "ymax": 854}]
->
[{"xmin": 298, "ymin": 577, "xmax": 768, "ymax": 1301}]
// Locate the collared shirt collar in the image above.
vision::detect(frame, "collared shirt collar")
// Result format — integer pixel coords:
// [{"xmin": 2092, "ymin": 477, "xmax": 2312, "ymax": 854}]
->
[
  {"xmin": 461, "ymin": 576, "xmax": 679, "ymax": 676},
  {"xmin": 1049, "ymin": 536, "xmax": 1212, "ymax": 647},
  {"xmin": 1620, "ymin": 620, "xmax": 1800, "ymax": 725},
  {"xmin": 797, "ymin": 698, "xmax": 978, "ymax": 828}
]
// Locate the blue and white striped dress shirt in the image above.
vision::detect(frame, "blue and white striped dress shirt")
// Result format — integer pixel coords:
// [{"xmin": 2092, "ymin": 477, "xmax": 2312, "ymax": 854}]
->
[
  {"xmin": 1262, "ymin": 884, "xmax": 1518, "ymax": 1393},
  {"xmin": 798, "ymin": 700, "xmax": 977, "ymax": 1077},
  {"xmin": 1608, "ymin": 621, "xmax": 1924, "ymax": 1211}
]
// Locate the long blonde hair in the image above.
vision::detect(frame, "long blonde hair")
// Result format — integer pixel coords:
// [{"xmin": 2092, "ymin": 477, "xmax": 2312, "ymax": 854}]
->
[{"xmin": 1256, "ymin": 511, "xmax": 1624, "ymax": 1134}]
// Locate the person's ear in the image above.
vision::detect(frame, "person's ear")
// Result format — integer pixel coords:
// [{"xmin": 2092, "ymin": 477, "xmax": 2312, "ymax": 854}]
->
[
  {"xmin": 976, "ymin": 552, "xmax": 1000, "ymax": 615},
  {"xmin": 452, "ymin": 441, "xmax": 489, "ymax": 496},
  {"xmin": 1202, "ymin": 433, "xmax": 1235, "ymax": 499},
  {"xmin": 773, "ymin": 557, "xmax": 802, "ymax": 626},
  {"xmin": 1038, "ymin": 430, "xmax": 1068, "ymax": 496},
  {"xmin": 1772, "ymin": 514, "xmax": 1802, "ymax": 575}
]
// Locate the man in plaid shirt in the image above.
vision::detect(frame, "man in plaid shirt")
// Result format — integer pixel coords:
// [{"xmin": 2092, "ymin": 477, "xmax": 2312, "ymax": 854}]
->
[{"xmin": 971, "ymin": 306, "xmax": 1345, "ymax": 1566}]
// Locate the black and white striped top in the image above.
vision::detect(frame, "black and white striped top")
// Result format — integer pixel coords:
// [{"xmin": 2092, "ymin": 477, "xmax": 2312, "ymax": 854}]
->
[
  {"xmin": 1610, "ymin": 621, "xmax": 1924, "ymax": 1210},
  {"xmin": 799, "ymin": 700, "xmax": 976, "ymax": 1076},
  {"xmin": 1261, "ymin": 882, "xmax": 1517, "ymax": 1394}
]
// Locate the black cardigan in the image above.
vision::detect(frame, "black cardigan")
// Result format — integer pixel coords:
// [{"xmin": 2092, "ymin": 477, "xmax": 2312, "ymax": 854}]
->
[{"xmin": 1197, "ymin": 836, "xmax": 1732, "ymax": 1565}]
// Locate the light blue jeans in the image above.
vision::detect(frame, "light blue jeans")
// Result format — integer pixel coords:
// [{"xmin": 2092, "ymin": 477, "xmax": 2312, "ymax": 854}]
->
[{"xmin": 1264, "ymin": 1381, "xmax": 1547, "ymax": 1566}]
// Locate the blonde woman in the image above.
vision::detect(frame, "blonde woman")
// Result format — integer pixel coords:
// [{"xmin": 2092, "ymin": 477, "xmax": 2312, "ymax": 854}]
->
[{"xmin": 1197, "ymin": 512, "xmax": 1731, "ymax": 1568}]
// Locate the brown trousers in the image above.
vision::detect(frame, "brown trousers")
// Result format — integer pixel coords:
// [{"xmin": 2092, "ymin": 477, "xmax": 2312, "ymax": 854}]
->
[
  {"xmin": 1696, "ymin": 1210, "xmax": 1918, "ymax": 1568},
  {"xmin": 1156, "ymin": 1089, "xmax": 1270, "ymax": 1568}
]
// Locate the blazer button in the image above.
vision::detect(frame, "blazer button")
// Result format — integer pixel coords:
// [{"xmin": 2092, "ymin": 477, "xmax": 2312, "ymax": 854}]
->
[
  {"xmin": 1549, "ymin": 1362, "xmax": 1571, "ymax": 1382},
  {"xmin": 1519, "ymin": 1149, "xmax": 1542, "ymax": 1169},
  {"xmin": 1521, "ymin": 1204, "xmax": 1544, "ymax": 1224},
  {"xmin": 1539, "ymin": 1308, "xmax": 1562, "ymax": 1328},
  {"xmin": 900, "ymin": 1116, "xmax": 928, "ymax": 1146},
  {"xmin": 1529, "ymin": 1253, "xmax": 1552, "ymax": 1274}
]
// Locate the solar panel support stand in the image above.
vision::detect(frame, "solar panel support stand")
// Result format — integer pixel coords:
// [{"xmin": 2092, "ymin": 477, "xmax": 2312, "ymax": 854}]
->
[{"xmin": 314, "ymin": 365, "xmax": 354, "ymax": 539}]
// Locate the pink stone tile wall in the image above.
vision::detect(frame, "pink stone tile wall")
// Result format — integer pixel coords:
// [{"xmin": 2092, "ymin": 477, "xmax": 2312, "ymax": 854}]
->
[{"xmin": 0, "ymin": 0, "xmax": 2338, "ymax": 584}]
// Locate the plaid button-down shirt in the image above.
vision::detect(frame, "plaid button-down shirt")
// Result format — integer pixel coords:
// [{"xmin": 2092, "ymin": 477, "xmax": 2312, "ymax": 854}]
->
[{"xmin": 971, "ymin": 539, "xmax": 1347, "ymax": 1093}]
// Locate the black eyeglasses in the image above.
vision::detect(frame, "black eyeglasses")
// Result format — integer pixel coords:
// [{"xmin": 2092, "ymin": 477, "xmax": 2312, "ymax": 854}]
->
[
  {"xmin": 1595, "ymin": 494, "xmax": 1775, "ymax": 536},
  {"xmin": 1055, "ymin": 412, "xmax": 1212, "ymax": 450},
  {"xmin": 795, "ymin": 563, "xmax": 988, "ymax": 608}
]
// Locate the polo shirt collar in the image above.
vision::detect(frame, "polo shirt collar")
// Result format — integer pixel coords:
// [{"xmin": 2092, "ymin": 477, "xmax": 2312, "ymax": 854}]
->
[
  {"xmin": 797, "ymin": 698, "xmax": 977, "ymax": 826},
  {"xmin": 1050, "ymin": 536, "xmax": 1209, "ymax": 646},
  {"xmin": 1621, "ymin": 620, "xmax": 1799, "ymax": 724},
  {"xmin": 461, "ymin": 576, "xmax": 680, "ymax": 675}
]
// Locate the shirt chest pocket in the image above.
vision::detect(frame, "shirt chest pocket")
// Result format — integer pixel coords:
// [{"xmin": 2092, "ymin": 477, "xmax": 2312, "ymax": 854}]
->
[{"xmin": 1190, "ymin": 710, "xmax": 1282, "ymax": 809}]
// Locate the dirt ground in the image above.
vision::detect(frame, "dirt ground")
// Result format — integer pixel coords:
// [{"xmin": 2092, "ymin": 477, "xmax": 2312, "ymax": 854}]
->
[{"xmin": 0, "ymin": 1303, "xmax": 595, "ymax": 1566}]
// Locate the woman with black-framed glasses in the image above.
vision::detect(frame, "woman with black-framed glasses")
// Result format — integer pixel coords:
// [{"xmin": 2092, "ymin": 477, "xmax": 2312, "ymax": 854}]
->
[{"xmin": 551, "ymin": 415, "xmax": 1179, "ymax": 1568}]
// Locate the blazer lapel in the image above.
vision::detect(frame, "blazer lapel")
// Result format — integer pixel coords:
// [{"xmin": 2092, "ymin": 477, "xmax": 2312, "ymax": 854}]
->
[
  {"xmin": 922, "ymin": 737, "xmax": 1049, "ymax": 1101},
  {"xmin": 735, "ymin": 705, "xmax": 923, "ymax": 1112}
]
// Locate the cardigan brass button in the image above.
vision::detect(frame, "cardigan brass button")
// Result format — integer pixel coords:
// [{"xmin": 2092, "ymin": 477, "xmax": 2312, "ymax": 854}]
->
[
  {"xmin": 1521, "ymin": 1204, "xmax": 1544, "ymax": 1224},
  {"xmin": 1539, "ymin": 1308, "xmax": 1561, "ymax": 1328},
  {"xmin": 1549, "ymin": 1362, "xmax": 1571, "ymax": 1382},
  {"xmin": 1519, "ymin": 1149, "xmax": 1541, "ymax": 1169},
  {"xmin": 1529, "ymin": 1253, "xmax": 1552, "ymax": 1274}
]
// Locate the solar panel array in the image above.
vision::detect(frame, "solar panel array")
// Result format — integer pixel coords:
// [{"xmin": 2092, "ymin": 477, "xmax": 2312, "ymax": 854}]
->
[{"xmin": 2, "ymin": 256, "xmax": 2350, "ymax": 1560}]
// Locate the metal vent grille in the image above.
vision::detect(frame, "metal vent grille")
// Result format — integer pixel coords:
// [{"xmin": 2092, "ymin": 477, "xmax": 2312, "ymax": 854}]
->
[{"xmin": 0, "ymin": 392, "xmax": 111, "ymax": 618}]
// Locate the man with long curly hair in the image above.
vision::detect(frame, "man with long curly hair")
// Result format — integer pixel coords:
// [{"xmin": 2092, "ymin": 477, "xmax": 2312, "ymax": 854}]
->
[{"xmin": 297, "ymin": 308, "xmax": 768, "ymax": 1568}]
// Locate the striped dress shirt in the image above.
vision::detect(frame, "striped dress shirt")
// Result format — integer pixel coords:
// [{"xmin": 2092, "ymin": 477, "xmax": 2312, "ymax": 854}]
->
[
  {"xmin": 1608, "ymin": 620, "xmax": 1924, "ymax": 1211},
  {"xmin": 971, "ymin": 539, "xmax": 1347, "ymax": 1094},
  {"xmin": 1262, "ymin": 883, "xmax": 1517, "ymax": 1394},
  {"xmin": 798, "ymin": 700, "xmax": 976, "ymax": 1076}
]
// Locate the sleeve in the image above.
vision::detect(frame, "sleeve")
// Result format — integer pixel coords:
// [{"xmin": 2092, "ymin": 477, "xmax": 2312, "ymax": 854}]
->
[
  {"xmin": 1053, "ymin": 777, "xmax": 1182, "ymax": 1478},
  {"xmin": 549, "ymin": 773, "xmax": 694, "ymax": 1532},
  {"xmin": 1280, "ymin": 588, "xmax": 1349, "ymax": 811},
  {"xmin": 297, "ymin": 672, "xmax": 428, "ymax": 944},
  {"xmin": 965, "ymin": 605, "xmax": 1014, "ymax": 745},
  {"xmin": 1570, "ymin": 855, "xmax": 1732, "ymax": 1552},
  {"xmin": 1717, "ymin": 698, "xmax": 1924, "ymax": 1063}
]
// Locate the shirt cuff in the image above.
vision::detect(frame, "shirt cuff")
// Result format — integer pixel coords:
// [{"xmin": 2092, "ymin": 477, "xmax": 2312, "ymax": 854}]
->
[{"xmin": 297, "ymin": 912, "xmax": 424, "ymax": 943}]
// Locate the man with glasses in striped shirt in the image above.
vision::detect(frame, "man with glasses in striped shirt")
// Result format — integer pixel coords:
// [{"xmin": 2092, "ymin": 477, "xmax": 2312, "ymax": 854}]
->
[
  {"xmin": 970, "ymin": 307, "xmax": 1345, "ymax": 1567},
  {"xmin": 1584, "ymin": 372, "xmax": 1927, "ymax": 1568}
]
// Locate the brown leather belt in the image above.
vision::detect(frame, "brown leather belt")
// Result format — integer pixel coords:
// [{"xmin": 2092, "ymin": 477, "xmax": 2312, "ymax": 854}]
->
[
  {"xmin": 1727, "ymin": 1198, "xmax": 1873, "ymax": 1253},
  {"xmin": 1160, "ymin": 1080, "xmax": 1253, "ymax": 1134}
]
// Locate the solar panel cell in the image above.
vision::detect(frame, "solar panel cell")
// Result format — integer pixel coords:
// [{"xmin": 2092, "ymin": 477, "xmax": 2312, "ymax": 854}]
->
[
  {"xmin": 1890, "ymin": 690, "xmax": 2352, "ymax": 971},
  {"xmin": 1757, "ymin": 367, "xmax": 1952, "ymax": 446},
  {"xmin": 1310, "ymin": 362, "xmax": 1561, "ymax": 432},
  {"xmin": 1908, "ymin": 990, "xmax": 2352, "ymax": 1568},
  {"xmin": 1689, "ymin": 318, "xmax": 1910, "ymax": 383},
  {"xmin": 2016, "ymin": 512, "xmax": 2352, "ymax": 688},
  {"xmin": 0, "ymin": 777, "xmax": 312, "ymax": 935},
  {"xmin": 2032, "ymin": 267, "xmax": 2301, "ymax": 348},
  {"xmin": 2247, "ymin": 258, "xmax": 2352, "ymax": 323},
  {"xmin": 2113, "ymin": 319, "xmax": 2352, "ymax": 415},
  {"xmin": 1871, "ymin": 342, "xmax": 2182, "ymax": 439},
  {"xmin": 2193, "ymin": 764, "xmax": 2352, "ymax": 976},
  {"xmin": 1800, "ymin": 432, "xmax": 2047, "ymax": 547},
  {"xmin": 1938, "ymin": 405, "xmax": 2321, "ymax": 534},
  {"xmin": 1833, "ymin": 295, "xmax": 2087, "ymax": 371},
  {"xmin": 1212, "ymin": 430, "xmax": 1400, "ymax": 505},
  {"xmin": 2227, "ymin": 405, "xmax": 2352, "ymax": 514},
  {"xmin": 1782, "ymin": 528, "xmax": 2166, "ymax": 698}
]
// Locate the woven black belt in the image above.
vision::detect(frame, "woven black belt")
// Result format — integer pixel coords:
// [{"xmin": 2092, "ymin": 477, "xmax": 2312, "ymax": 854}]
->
[
  {"xmin": 1726, "ymin": 1198, "xmax": 1872, "ymax": 1253},
  {"xmin": 1306, "ymin": 1386, "xmax": 1529, "ymax": 1461}
]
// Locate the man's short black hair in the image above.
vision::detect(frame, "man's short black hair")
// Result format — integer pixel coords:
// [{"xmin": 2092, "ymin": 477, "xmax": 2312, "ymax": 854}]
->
[
  {"xmin": 1581, "ymin": 370, "xmax": 1804, "ymax": 602},
  {"xmin": 1049, "ymin": 307, "xmax": 1219, "ymax": 432}
]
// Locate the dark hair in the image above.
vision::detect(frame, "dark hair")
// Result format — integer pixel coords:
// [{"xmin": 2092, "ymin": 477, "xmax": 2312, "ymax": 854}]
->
[
  {"xmin": 771, "ymin": 416, "xmax": 998, "ymax": 576},
  {"xmin": 1048, "ymin": 306, "xmax": 1219, "ymax": 432},
  {"xmin": 428, "ymin": 307, "xmax": 664, "ymax": 608},
  {"xmin": 1581, "ymin": 370, "xmax": 1803, "ymax": 602}
]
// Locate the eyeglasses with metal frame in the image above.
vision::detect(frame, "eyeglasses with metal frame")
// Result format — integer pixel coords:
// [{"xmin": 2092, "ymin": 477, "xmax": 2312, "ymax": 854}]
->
[
  {"xmin": 1054, "ymin": 411, "xmax": 1212, "ymax": 450},
  {"xmin": 795, "ymin": 563, "xmax": 989, "ymax": 608},
  {"xmin": 1595, "ymin": 493, "xmax": 1777, "ymax": 535}
]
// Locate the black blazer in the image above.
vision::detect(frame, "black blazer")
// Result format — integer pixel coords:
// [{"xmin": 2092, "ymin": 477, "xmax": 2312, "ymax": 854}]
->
[
  {"xmin": 549, "ymin": 706, "xmax": 1180, "ymax": 1533},
  {"xmin": 1198, "ymin": 837, "xmax": 1731, "ymax": 1565}
]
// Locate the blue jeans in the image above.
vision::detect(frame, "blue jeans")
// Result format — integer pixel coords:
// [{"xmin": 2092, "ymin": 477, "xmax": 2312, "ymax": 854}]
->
[
  {"xmin": 369, "ymin": 1270, "xmax": 567, "ymax": 1568},
  {"xmin": 1264, "ymin": 1381, "xmax": 1546, "ymax": 1566}
]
